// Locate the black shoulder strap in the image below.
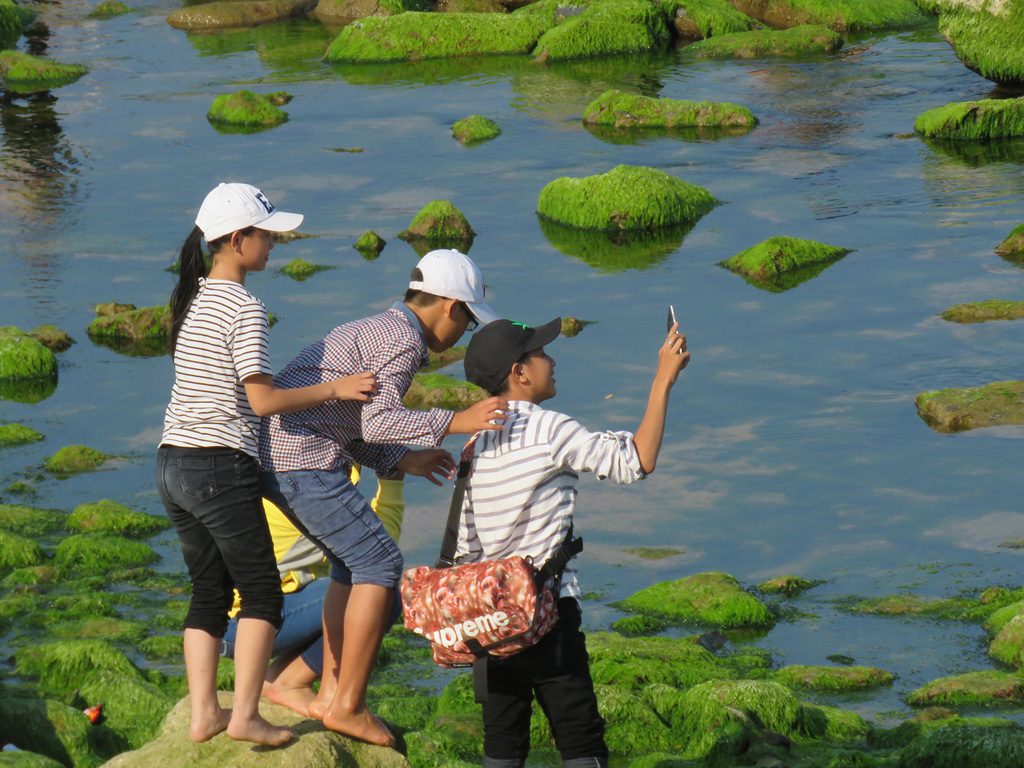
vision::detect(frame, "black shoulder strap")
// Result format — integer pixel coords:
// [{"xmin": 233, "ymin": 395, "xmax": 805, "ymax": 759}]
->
[
  {"xmin": 536, "ymin": 525, "xmax": 583, "ymax": 586},
  {"xmin": 434, "ymin": 435, "xmax": 480, "ymax": 568}
]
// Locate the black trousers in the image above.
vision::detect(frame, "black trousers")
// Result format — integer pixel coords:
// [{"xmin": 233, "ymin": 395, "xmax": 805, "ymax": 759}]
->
[{"xmin": 482, "ymin": 597, "xmax": 608, "ymax": 763}]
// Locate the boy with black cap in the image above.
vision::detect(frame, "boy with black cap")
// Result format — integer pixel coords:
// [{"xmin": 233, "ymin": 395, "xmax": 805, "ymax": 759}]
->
[
  {"xmin": 459, "ymin": 317, "xmax": 690, "ymax": 768},
  {"xmin": 258, "ymin": 248, "xmax": 509, "ymax": 747}
]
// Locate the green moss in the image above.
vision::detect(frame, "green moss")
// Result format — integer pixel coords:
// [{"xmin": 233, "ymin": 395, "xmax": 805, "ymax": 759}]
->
[
  {"xmin": 88, "ymin": 0, "xmax": 131, "ymax": 17},
  {"xmin": 93, "ymin": 302, "xmax": 135, "ymax": 317},
  {"xmin": 664, "ymin": 0, "xmax": 763, "ymax": 39},
  {"xmin": 532, "ymin": 0, "xmax": 671, "ymax": 61},
  {"xmin": 403, "ymin": 372, "xmax": 488, "ymax": 410},
  {"xmin": 847, "ymin": 594, "xmax": 971, "ymax": 619},
  {"xmin": 16, "ymin": 640, "xmax": 140, "ymax": 693},
  {"xmin": 612, "ymin": 614, "xmax": 668, "ymax": 636},
  {"xmin": 613, "ymin": 571, "xmax": 775, "ymax": 628},
  {"xmin": 871, "ymin": 713, "xmax": 1017, "ymax": 749},
  {"xmin": 399, "ymin": 200, "xmax": 475, "ymax": 243},
  {"xmin": 2, "ymin": 565, "xmax": 58, "ymax": 587},
  {"xmin": 67, "ymin": 500, "xmax": 169, "ymax": 538},
  {"xmin": 982, "ymin": 600, "xmax": 1024, "ymax": 634},
  {"xmin": 168, "ymin": 0, "xmax": 310, "ymax": 30},
  {"xmin": 28, "ymin": 325, "xmax": 74, "ymax": 353},
  {"xmin": 0, "ymin": 52, "xmax": 87, "ymax": 92},
  {"xmin": 354, "ymin": 230, "xmax": 386, "ymax": 258},
  {"xmin": 421, "ymin": 346, "xmax": 467, "ymax": 373},
  {"xmin": 405, "ymin": 725, "xmax": 482, "ymax": 766},
  {"xmin": 452, "ymin": 114, "xmax": 501, "ymax": 145},
  {"xmin": 0, "ymin": 504, "xmax": 64, "ymax": 536},
  {"xmin": 538, "ymin": 165, "xmax": 716, "ymax": 233},
  {"xmin": 596, "ymin": 685, "xmax": 680, "ymax": 754},
  {"xmin": 675, "ymin": 680, "xmax": 794, "ymax": 760},
  {"xmin": 539, "ymin": 217, "xmax": 693, "ymax": 272},
  {"xmin": 560, "ymin": 317, "xmax": 588, "ymax": 337},
  {"xmin": 0, "ymin": 697, "xmax": 99, "ymax": 768},
  {"xmin": 801, "ymin": 703, "xmax": 871, "ymax": 743},
  {"xmin": 0, "ymin": 529, "xmax": 46, "ymax": 576},
  {"xmin": 686, "ymin": 24, "xmax": 842, "ymax": 59},
  {"xmin": 915, "ymin": 97, "xmax": 1024, "ymax": 140},
  {"xmin": 915, "ymin": 380, "xmax": 1024, "ymax": 433},
  {"xmin": 939, "ymin": 2, "xmax": 1024, "ymax": 87},
  {"xmin": 624, "ymin": 546, "xmax": 683, "ymax": 560},
  {"xmin": 995, "ymin": 223, "xmax": 1024, "ymax": 257},
  {"xmin": 774, "ymin": 665, "xmax": 894, "ymax": 693},
  {"xmin": 324, "ymin": 12, "xmax": 552, "ymax": 63},
  {"xmin": 900, "ymin": 724, "xmax": 1024, "ymax": 767},
  {"xmin": 0, "ymin": 327, "xmax": 58, "ymax": 383},
  {"xmin": 941, "ymin": 299, "xmax": 1024, "ymax": 323},
  {"xmin": 990, "ymin": 613, "xmax": 1024, "ymax": 667},
  {"xmin": 0, "ymin": 425, "xmax": 43, "ymax": 449},
  {"xmin": 44, "ymin": 445, "xmax": 111, "ymax": 474},
  {"xmin": 48, "ymin": 593, "xmax": 120, "ymax": 619},
  {"xmin": 718, "ymin": 236, "xmax": 850, "ymax": 292},
  {"xmin": 757, "ymin": 574, "xmax": 818, "ymax": 596},
  {"xmin": 316, "ymin": 0, "xmax": 433, "ymax": 20},
  {"xmin": 4, "ymin": 480, "xmax": 38, "ymax": 497},
  {"xmin": 735, "ymin": 0, "xmax": 926, "ymax": 31},
  {"xmin": 54, "ymin": 534, "xmax": 159, "ymax": 574},
  {"xmin": 78, "ymin": 670, "xmax": 175, "ymax": 749},
  {"xmin": 908, "ymin": 670, "xmax": 1024, "ymax": 706},
  {"xmin": 435, "ymin": 672, "xmax": 477, "ymax": 718},
  {"xmin": 52, "ymin": 617, "xmax": 147, "ymax": 643},
  {"xmin": 206, "ymin": 89, "xmax": 288, "ymax": 128},
  {"xmin": 582, "ymin": 89, "xmax": 757, "ymax": 132},
  {"xmin": 86, "ymin": 305, "xmax": 170, "ymax": 350},
  {"xmin": 0, "ymin": 750, "xmax": 68, "ymax": 767},
  {"xmin": 279, "ymin": 258, "xmax": 331, "ymax": 281},
  {"xmin": 0, "ymin": 0, "xmax": 36, "ymax": 42}
]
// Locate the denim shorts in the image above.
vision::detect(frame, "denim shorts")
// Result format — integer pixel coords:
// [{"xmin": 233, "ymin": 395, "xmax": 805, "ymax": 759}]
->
[{"xmin": 260, "ymin": 467, "xmax": 403, "ymax": 589}]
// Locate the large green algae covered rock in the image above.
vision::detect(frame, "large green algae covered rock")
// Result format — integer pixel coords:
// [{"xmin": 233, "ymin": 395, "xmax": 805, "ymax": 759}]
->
[
  {"xmin": 399, "ymin": 200, "xmax": 475, "ymax": 246},
  {"xmin": 452, "ymin": 114, "xmax": 501, "ymax": 145},
  {"xmin": 718, "ymin": 235, "xmax": 850, "ymax": 292},
  {"xmin": 323, "ymin": 12, "xmax": 552, "ymax": 62},
  {"xmin": 167, "ymin": 0, "xmax": 315, "ymax": 30},
  {"xmin": 0, "ymin": 529, "xmax": 47, "ymax": 576},
  {"xmin": 54, "ymin": 535, "xmax": 159, "ymax": 574},
  {"xmin": 0, "ymin": 504, "xmax": 64, "ymax": 536},
  {"xmin": 79, "ymin": 671, "xmax": 174, "ymax": 749},
  {"xmin": 724, "ymin": 0, "xmax": 926, "ymax": 32},
  {"xmin": 900, "ymin": 723, "xmax": 1024, "ymax": 767},
  {"xmin": 44, "ymin": 445, "xmax": 111, "ymax": 474},
  {"xmin": 0, "ymin": 327, "xmax": 57, "ymax": 384},
  {"xmin": 937, "ymin": 0, "xmax": 1024, "ymax": 88},
  {"xmin": 279, "ymin": 258, "xmax": 331, "ymax": 281},
  {"xmin": 16, "ymin": 640, "xmax": 140, "ymax": 692},
  {"xmin": 849, "ymin": 593, "xmax": 970, "ymax": 618},
  {"xmin": 404, "ymin": 373, "xmax": 488, "ymax": 409},
  {"xmin": 86, "ymin": 305, "xmax": 171, "ymax": 357},
  {"xmin": 0, "ymin": 423, "xmax": 43, "ymax": 447},
  {"xmin": 537, "ymin": 165, "xmax": 717, "ymax": 232},
  {"xmin": 0, "ymin": 697, "xmax": 100, "ymax": 768},
  {"xmin": 990, "ymin": 613, "xmax": 1024, "ymax": 667},
  {"xmin": 0, "ymin": 52, "xmax": 88, "ymax": 92},
  {"xmin": 686, "ymin": 24, "xmax": 842, "ymax": 59},
  {"xmin": 614, "ymin": 571, "xmax": 775, "ymax": 628},
  {"xmin": 664, "ymin": 0, "xmax": 762, "ymax": 39},
  {"xmin": 315, "ymin": 0, "xmax": 433, "ymax": 21},
  {"xmin": 907, "ymin": 670, "xmax": 1024, "ymax": 706},
  {"xmin": 915, "ymin": 380, "xmax": 1024, "ymax": 433},
  {"xmin": 0, "ymin": 0, "xmax": 37, "ymax": 44},
  {"xmin": 89, "ymin": 0, "xmax": 132, "ymax": 18},
  {"xmin": 774, "ymin": 664, "xmax": 894, "ymax": 692},
  {"xmin": 530, "ymin": 0, "xmax": 671, "ymax": 62},
  {"xmin": 583, "ymin": 89, "xmax": 756, "ymax": 136},
  {"xmin": 941, "ymin": 299, "xmax": 1024, "ymax": 323},
  {"xmin": 206, "ymin": 89, "xmax": 288, "ymax": 130},
  {"xmin": 67, "ymin": 500, "xmax": 169, "ymax": 538},
  {"xmin": 915, "ymin": 97, "xmax": 1024, "ymax": 140}
]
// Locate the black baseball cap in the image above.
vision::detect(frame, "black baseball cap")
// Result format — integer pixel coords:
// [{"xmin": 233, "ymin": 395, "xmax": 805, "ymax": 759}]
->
[{"xmin": 464, "ymin": 318, "xmax": 562, "ymax": 394}]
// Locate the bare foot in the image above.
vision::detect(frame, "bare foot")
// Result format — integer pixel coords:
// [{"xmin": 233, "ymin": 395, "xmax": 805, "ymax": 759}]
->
[
  {"xmin": 191, "ymin": 706, "xmax": 231, "ymax": 743},
  {"xmin": 226, "ymin": 713, "xmax": 293, "ymax": 746},
  {"xmin": 307, "ymin": 684, "xmax": 334, "ymax": 720},
  {"xmin": 264, "ymin": 680, "xmax": 317, "ymax": 718},
  {"xmin": 321, "ymin": 705, "xmax": 394, "ymax": 747}
]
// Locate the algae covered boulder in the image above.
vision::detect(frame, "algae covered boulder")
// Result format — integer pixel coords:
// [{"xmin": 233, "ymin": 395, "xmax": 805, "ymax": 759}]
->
[
  {"xmin": 54, "ymin": 534, "xmax": 159, "ymax": 574},
  {"xmin": 404, "ymin": 373, "xmax": 488, "ymax": 410},
  {"xmin": 900, "ymin": 723, "xmax": 1024, "ymax": 767},
  {"xmin": 355, "ymin": 230, "xmax": 386, "ymax": 258},
  {"xmin": 86, "ymin": 305, "xmax": 171, "ymax": 357},
  {"xmin": 774, "ymin": 664, "xmax": 894, "ymax": 692},
  {"xmin": 0, "ymin": 423, "xmax": 43, "ymax": 447},
  {"xmin": 0, "ymin": 327, "xmax": 58, "ymax": 396},
  {"xmin": 614, "ymin": 571, "xmax": 775, "ymax": 628},
  {"xmin": 44, "ymin": 445, "xmax": 111, "ymax": 474},
  {"xmin": 915, "ymin": 380, "xmax": 1024, "ymax": 433},
  {"xmin": 0, "ymin": 503, "xmax": 64, "ymax": 536},
  {"xmin": 531, "ymin": 0, "xmax": 671, "ymax": 62},
  {"xmin": 718, "ymin": 235, "xmax": 850, "ymax": 292},
  {"xmin": 0, "ymin": 0, "xmax": 37, "ymax": 45},
  {"xmin": 990, "ymin": 613, "xmax": 1024, "ymax": 668},
  {"xmin": 89, "ymin": 0, "xmax": 132, "ymax": 17},
  {"xmin": 0, "ymin": 529, "xmax": 47, "ymax": 576},
  {"xmin": 667, "ymin": 0, "xmax": 762, "ymax": 39},
  {"xmin": 206, "ymin": 89, "xmax": 288, "ymax": 132},
  {"xmin": 756, "ymin": 574, "xmax": 816, "ymax": 596},
  {"xmin": 938, "ymin": 0, "xmax": 1024, "ymax": 88},
  {"xmin": 67, "ymin": 500, "xmax": 170, "ymax": 538},
  {"xmin": 582, "ymin": 89, "xmax": 757, "ymax": 136},
  {"xmin": 167, "ymin": 0, "xmax": 315, "ymax": 30},
  {"xmin": 78, "ymin": 670, "xmax": 175, "ymax": 749},
  {"xmin": 941, "ymin": 300, "xmax": 1024, "ymax": 323},
  {"xmin": 995, "ymin": 224, "xmax": 1024, "ymax": 258},
  {"xmin": 399, "ymin": 201, "xmax": 475, "ymax": 249},
  {"xmin": 723, "ymin": 0, "xmax": 925, "ymax": 32},
  {"xmin": 0, "ymin": 52, "xmax": 87, "ymax": 93},
  {"xmin": 323, "ymin": 12, "xmax": 551, "ymax": 63},
  {"xmin": 915, "ymin": 97, "xmax": 1024, "ymax": 140},
  {"xmin": 314, "ymin": 0, "xmax": 432, "ymax": 21},
  {"xmin": 452, "ymin": 115, "xmax": 501, "ymax": 145},
  {"xmin": 28, "ymin": 325, "xmax": 74, "ymax": 352},
  {"xmin": 538, "ymin": 165, "xmax": 716, "ymax": 233},
  {"xmin": 15, "ymin": 640, "xmax": 140, "ymax": 692},
  {"xmin": 0, "ymin": 697, "xmax": 100, "ymax": 768},
  {"xmin": 686, "ymin": 24, "xmax": 842, "ymax": 59},
  {"xmin": 907, "ymin": 670, "xmax": 1024, "ymax": 706},
  {"xmin": 279, "ymin": 258, "xmax": 331, "ymax": 281}
]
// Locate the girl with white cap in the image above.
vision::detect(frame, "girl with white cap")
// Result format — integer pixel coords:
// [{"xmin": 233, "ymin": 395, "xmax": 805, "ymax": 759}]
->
[{"xmin": 156, "ymin": 183, "xmax": 375, "ymax": 746}]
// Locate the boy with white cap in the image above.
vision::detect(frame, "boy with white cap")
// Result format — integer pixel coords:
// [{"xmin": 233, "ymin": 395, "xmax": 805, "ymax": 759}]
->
[
  {"xmin": 258, "ymin": 248, "xmax": 508, "ymax": 746},
  {"xmin": 457, "ymin": 317, "xmax": 690, "ymax": 768}
]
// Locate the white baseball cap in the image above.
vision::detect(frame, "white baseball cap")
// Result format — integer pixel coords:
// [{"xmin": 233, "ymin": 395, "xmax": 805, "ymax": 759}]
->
[
  {"xmin": 195, "ymin": 182, "xmax": 304, "ymax": 242},
  {"xmin": 409, "ymin": 249, "xmax": 499, "ymax": 326}
]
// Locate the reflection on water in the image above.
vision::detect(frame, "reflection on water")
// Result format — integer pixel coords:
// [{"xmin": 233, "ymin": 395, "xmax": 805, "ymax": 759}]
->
[
  {"xmin": 584, "ymin": 121, "xmax": 755, "ymax": 146},
  {"xmin": 0, "ymin": 376, "xmax": 57, "ymax": 405},
  {"xmin": 186, "ymin": 19, "xmax": 332, "ymax": 74},
  {"xmin": 921, "ymin": 136, "xmax": 1024, "ymax": 169},
  {"xmin": 537, "ymin": 216, "xmax": 692, "ymax": 272}
]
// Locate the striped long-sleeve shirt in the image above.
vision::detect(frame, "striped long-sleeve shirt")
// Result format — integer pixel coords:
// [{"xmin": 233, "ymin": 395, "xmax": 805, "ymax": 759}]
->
[
  {"xmin": 161, "ymin": 278, "xmax": 272, "ymax": 457},
  {"xmin": 455, "ymin": 401, "xmax": 645, "ymax": 602}
]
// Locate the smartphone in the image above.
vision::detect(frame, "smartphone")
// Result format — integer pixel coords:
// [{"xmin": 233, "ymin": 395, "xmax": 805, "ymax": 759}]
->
[{"xmin": 667, "ymin": 305, "xmax": 677, "ymax": 332}]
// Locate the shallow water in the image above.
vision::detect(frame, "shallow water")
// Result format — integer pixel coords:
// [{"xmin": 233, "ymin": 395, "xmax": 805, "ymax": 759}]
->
[{"xmin": 4, "ymin": 0, "xmax": 1024, "ymax": 737}]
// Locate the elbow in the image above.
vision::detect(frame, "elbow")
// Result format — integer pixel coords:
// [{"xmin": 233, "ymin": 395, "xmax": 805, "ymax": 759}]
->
[
  {"xmin": 640, "ymin": 459, "xmax": 656, "ymax": 475},
  {"xmin": 249, "ymin": 402, "xmax": 272, "ymax": 418}
]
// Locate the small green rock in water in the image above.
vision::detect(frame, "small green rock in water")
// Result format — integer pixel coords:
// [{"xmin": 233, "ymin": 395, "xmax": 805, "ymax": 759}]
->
[
  {"xmin": 404, "ymin": 373, "xmax": 488, "ymax": 410},
  {"xmin": 44, "ymin": 445, "xmax": 111, "ymax": 474},
  {"xmin": 995, "ymin": 224, "xmax": 1024, "ymax": 258},
  {"xmin": 399, "ymin": 200, "xmax": 475, "ymax": 244},
  {"xmin": 686, "ymin": 24, "xmax": 842, "ymax": 59},
  {"xmin": 29, "ymin": 324, "xmax": 75, "ymax": 352},
  {"xmin": 774, "ymin": 664, "xmax": 894, "ymax": 692},
  {"xmin": 757, "ymin": 574, "xmax": 817, "ymax": 596},
  {"xmin": 915, "ymin": 97, "xmax": 1024, "ymax": 140},
  {"xmin": 583, "ymin": 89, "xmax": 757, "ymax": 131},
  {"xmin": 916, "ymin": 380, "xmax": 1024, "ymax": 433},
  {"xmin": 0, "ymin": 423, "xmax": 44, "ymax": 447},
  {"xmin": 207, "ymin": 89, "xmax": 288, "ymax": 128},
  {"xmin": 623, "ymin": 547, "xmax": 683, "ymax": 560},
  {"xmin": 611, "ymin": 614, "xmax": 667, "ymax": 636},
  {"xmin": 452, "ymin": 114, "xmax": 501, "ymax": 145},
  {"xmin": 614, "ymin": 571, "xmax": 775, "ymax": 628},
  {"xmin": 0, "ymin": 51, "xmax": 88, "ymax": 91},
  {"xmin": 0, "ymin": 327, "xmax": 58, "ymax": 383},
  {"xmin": 718, "ymin": 236, "xmax": 850, "ymax": 292},
  {"xmin": 354, "ymin": 230, "xmax": 386, "ymax": 259},
  {"xmin": 67, "ymin": 500, "xmax": 170, "ymax": 538},
  {"xmin": 538, "ymin": 165, "xmax": 717, "ymax": 232},
  {"xmin": 279, "ymin": 258, "xmax": 331, "ymax": 281},
  {"xmin": 561, "ymin": 317, "xmax": 588, "ymax": 337},
  {"xmin": 94, "ymin": 302, "xmax": 136, "ymax": 316},
  {"xmin": 531, "ymin": 0, "xmax": 671, "ymax": 62},
  {"xmin": 941, "ymin": 300, "xmax": 1024, "ymax": 323},
  {"xmin": 89, "ymin": 0, "xmax": 131, "ymax": 17},
  {"xmin": 87, "ymin": 305, "xmax": 170, "ymax": 341},
  {"xmin": 907, "ymin": 670, "xmax": 1024, "ymax": 706}
]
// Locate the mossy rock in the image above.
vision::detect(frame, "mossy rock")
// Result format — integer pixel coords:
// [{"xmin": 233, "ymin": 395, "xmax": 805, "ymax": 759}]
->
[
  {"xmin": 686, "ymin": 24, "xmax": 842, "ymax": 59},
  {"xmin": 78, "ymin": 670, "xmax": 175, "ymax": 749},
  {"xmin": 399, "ymin": 200, "xmax": 475, "ymax": 245},
  {"xmin": 44, "ymin": 445, "xmax": 111, "ymax": 474},
  {"xmin": 0, "ymin": 0, "xmax": 37, "ymax": 43},
  {"xmin": 323, "ymin": 12, "xmax": 552, "ymax": 62},
  {"xmin": 0, "ymin": 529, "xmax": 47, "ymax": 576},
  {"xmin": 941, "ymin": 300, "xmax": 1024, "ymax": 323},
  {"xmin": 995, "ymin": 224, "xmax": 1024, "ymax": 258},
  {"xmin": 54, "ymin": 534, "xmax": 159, "ymax": 575},
  {"xmin": 900, "ymin": 723, "xmax": 1024, "ymax": 767},
  {"xmin": 872, "ymin": 712, "xmax": 1020, "ymax": 749},
  {"xmin": 532, "ymin": 0, "xmax": 671, "ymax": 61},
  {"xmin": 623, "ymin": 546, "xmax": 683, "ymax": 560},
  {"xmin": 982, "ymin": 599, "xmax": 1024, "ymax": 635},
  {"xmin": 0, "ymin": 697, "xmax": 99, "ymax": 768},
  {"xmin": 907, "ymin": 670, "xmax": 1024, "ymax": 706},
  {"xmin": 452, "ymin": 114, "xmax": 501, "ymax": 145},
  {"xmin": 89, "ymin": 0, "xmax": 132, "ymax": 17},
  {"xmin": 52, "ymin": 617, "xmax": 147, "ymax": 643},
  {"xmin": 3, "ymin": 480, "xmax": 38, "ymax": 498},
  {"xmin": 614, "ymin": 571, "xmax": 774, "ymax": 628},
  {"xmin": 582, "ymin": 89, "xmax": 757, "ymax": 133},
  {"xmin": 16, "ymin": 639, "xmax": 140, "ymax": 693},
  {"xmin": 915, "ymin": 97, "xmax": 1024, "ymax": 140},
  {"xmin": 314, "ymin": 0, "xmax": 433, "ymax": 21},
  {"xmin": 167, "ymin": 0, "xmax": 315, "ymax": 30},
  {"xmin": 774, "ymin": 664, "xmax": 894, "ymax": 693},
  {"xmin": 279, "ymin": 258, "xmax": 331, "ymax": 281},
  {"xmin": 0, "ymin": 424, "xmax": 44, "ymax": 448},
  {"xmin": 611, "ymin": 614, "xmax": 668, "ymax": 636},
  {"xmin": 354, "ymin": 230, "xmax": 386, "ymax": 259},
  {"xmin": 139, "ymin": 634, "xmax": 183, "ymax": 660},
  {"xmin": 0, "ymin": 327, "xmax": 58, "ymax": 383},
  {"xmin": 86, "ymin": 305, "xmax": 170, "ymax": 353},
  {"xmin": 990, "ymin": 613, "xmax": 1024, "ymax": 667},
  {"xmin": 596, "ymin": 685, "xmax": 681, "ymax": 754},
  {"xmin": 2, "ymin": 565, "xmax": 58, "ymax": 587},
  {"xmin": 0, "ymin": 750, "xmax": 67, "ymax": 767},
  {"xmin": 404, "ymin": 373, "xmax": 488, "ymax": 410},
  {"xmin": 93, "ymin": 302, "xmax": 135, "ymax": 317},
  {"xmin": 718, "ymin": 236, "xmax": 850, "ymax": 292},
  {"xmin": 847, "ymin": 593, "xmax": 970, "ymax": 618},
  {"xmin": 28, "ymin": 325, "xmax": 74, "ymax": 353},
  {"xmin": 206, "ymin": 89, "xmax": 288, "ymax": 130},
  {"xmin": 66, "ymin": 500, "xmax": 170, "ymax": 538},
  {"xmin": 666, "ymin": 0, "xmax": 763, "ymax": 39},
  {"xmin": 938, "ymin": 1, "xmax": 1024, "ymax": 88},
  {"xmin": 801, "ymin": 703, "xmax": 871, "ymax": 743},
  {"xmin": 0, "ymin": 52, "xmax": 87, "ymax": 93},
  {"xmin": 0, "ymin": 504, "xmax": 64, "ymax": 536},
  {"xmin": 756, "ymin": 574, "xmax": 817, "ymax": 596},
  {"xmin": 437, "ymin": 0, "xmax": 506, "ymax": 12},
  {"xmin": 538, "ymin": 165, "xmax": 716, "ymax": 233},
  {"xmin": 723, "ymin": 0, "xmax": 926, "ymax": 32},
  {"xmin": 916, "ymin": 380, "xmax": 1024, "ymax": 433}
]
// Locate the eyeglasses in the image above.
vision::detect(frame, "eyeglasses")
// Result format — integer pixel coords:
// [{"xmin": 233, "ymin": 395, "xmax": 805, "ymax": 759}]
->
[{"xmin": 460, "ymin": 303, "xmax": 479, "ymax": 332}]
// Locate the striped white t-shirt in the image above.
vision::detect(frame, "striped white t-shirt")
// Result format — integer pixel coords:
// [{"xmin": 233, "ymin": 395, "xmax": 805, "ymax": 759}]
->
[
  {"xmin": 455, "ymin": 401, "xmax": 644, "ymax": 602},
  {"xmin": 161, "ymin": 278, "xmax": 272, "ymax": 458}
]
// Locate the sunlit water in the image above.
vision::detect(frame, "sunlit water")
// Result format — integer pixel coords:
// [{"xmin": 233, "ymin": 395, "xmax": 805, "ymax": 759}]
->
[{"xmin": 4, "ymin": 0, "xmax": 1024, "ymax": 736}]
